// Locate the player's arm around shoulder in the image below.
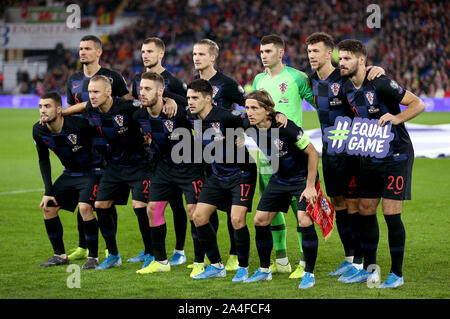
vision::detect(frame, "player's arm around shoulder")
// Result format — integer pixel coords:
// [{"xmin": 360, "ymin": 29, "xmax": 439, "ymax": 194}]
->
[{"xmin": 62, "ymin": 101, "xmax": 87, "ymax": 116}]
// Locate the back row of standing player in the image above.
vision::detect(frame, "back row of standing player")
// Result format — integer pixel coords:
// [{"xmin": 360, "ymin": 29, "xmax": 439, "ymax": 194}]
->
[{"xmin": 34, "ymin": 32, "xmax": 424, "ymax": 289}]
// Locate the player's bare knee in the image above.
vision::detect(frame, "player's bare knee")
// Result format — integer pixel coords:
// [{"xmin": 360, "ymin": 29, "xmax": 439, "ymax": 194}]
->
[
  {"xmin": 382, "ymin": 199, "xmax": 403, "ymax": 215},
  {"xmin": 192, "ymin": 210, "xmax": 207, "ymax": 227},
  {"xmin": 95, "ymin": 200, "xmax": 112, "ymax": 210},
  {"xmin": 146, "ymin": 202, "xmax": 156, "ymax": 217},
  {"xmin": 346, "ymin": 198, "xmax": 360, "ymax": 213},
  {"xmin": 231, "ymin": 215, "xmax": 246, "ymax": 229},
  {"xmin": 78, "ymin": 203, "xmax": 95, "ymax": 221},
  {"xmin": 42, "ymin": 207, "xmax": 58, "ymax": 219},
  {"xmin": 186, "ymin": 204, "xmax": 196, "ymax": 219},
  {"xmin": 359, "ymin": 200, "xmax": 378, "ymax": 216},
  {"xmin": 254, "ymin": 211, "xmax": 270, "ymax": 226},
  {"xmin": 132, "ymin": 200, "xmax": 147, "ymax": 210},
  {"xmin": 298, "ymin": 212, "xmax": 313, "ymax": 227},
  {"xmin": 331, "ymin": 196, "xmax": 346, "ymax": 210}
]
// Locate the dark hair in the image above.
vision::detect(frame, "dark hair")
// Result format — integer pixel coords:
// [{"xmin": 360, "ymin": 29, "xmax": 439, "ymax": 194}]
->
[
  {"xmin": 141, "ymin": 71, "xmax": 165, "ymax": 87},
  {"xmin": 80, "ymin": 35, "xmax": 102, "ymax": 49},
  {"xmin": 143, "ymin": 37, "xmax": 165, "ymax": 51},
  {"xmin": 306, "ymin": 32, "xmax": 335, "ymax": 50},
  {"xmin": 260, "ymin": 34, "xmax": 285, "ymax": 49},
  {"xmin": 337, "ymin": 39, "xmax": 367, "ymax": 57},
  {"xmin": 187, "ymin": 79, "xmax": 213, "ymax": 97},
  {"xmin": 246, "ymin": 90, "xmax": 276, "ymax": 119},
  {"xmin": 40, "ymin": 92, "xmax": 62, "ymax": 106}
]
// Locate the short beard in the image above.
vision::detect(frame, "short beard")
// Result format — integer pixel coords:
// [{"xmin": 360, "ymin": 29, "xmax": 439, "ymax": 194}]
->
[
  {"xmin": 144, "ymin": 96, "xmax": 158, "ymax": 108},
  {"xmin": 42, "ymin": 115, "xmax": 57, "ymax": 124},
  {"xmin": 346, "ymin": 67, "xmax": 358, "ymax": 78},
  {"xmin": 145, "ymin": 61, "xmax": 158, "ymax": 70},
  {"xmin": 341, "ymin": 65, "xmax": 358, "ymax": 78}
]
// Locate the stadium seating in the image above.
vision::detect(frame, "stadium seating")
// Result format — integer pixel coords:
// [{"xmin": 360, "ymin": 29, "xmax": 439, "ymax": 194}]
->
[{"xmin": 8, "ymin": 0, "xmax": 449, "ymax": 98}]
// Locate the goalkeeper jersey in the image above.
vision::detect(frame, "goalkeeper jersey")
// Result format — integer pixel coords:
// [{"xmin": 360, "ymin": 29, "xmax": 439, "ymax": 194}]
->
[{"xmin": 252, "ymin": 65, "xmax": 315, "ymax": 127}]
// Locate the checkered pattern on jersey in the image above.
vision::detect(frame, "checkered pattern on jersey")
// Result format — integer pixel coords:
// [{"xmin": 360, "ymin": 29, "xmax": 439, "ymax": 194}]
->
[
  {"xmin": 310, "ymin": 69, "xmax": 347, "ymax": 154},
  {"xmin": 343, "ymin": 81, "xmax": 404, "ymax": 159}
]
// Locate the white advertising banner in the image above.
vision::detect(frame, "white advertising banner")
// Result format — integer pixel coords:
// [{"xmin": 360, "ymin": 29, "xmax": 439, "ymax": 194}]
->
[
  {"xmin": 0, "ymin": 23, "xmax": 99, "ymax": 49},
  {"xmin": 0, "ymin": 18, "xmax": 138, "ymax": 49}
]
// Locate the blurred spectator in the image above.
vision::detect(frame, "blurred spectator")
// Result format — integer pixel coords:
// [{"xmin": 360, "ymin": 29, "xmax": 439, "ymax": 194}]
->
[{"xmin": 9, "ymin": 0, "xmax": 449, "ymax": 98}]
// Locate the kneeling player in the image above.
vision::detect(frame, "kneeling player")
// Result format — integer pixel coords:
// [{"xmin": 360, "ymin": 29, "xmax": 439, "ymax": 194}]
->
[
  {"xmin": 33, "ymin": 92, "xmax": 102, "ymax": 269},
  {"xmin": 243, "ymin": 90, "xmax": 320, "ymax": 289}
]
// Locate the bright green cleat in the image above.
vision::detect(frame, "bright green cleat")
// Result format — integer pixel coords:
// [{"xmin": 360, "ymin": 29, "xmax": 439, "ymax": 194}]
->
[
  {"xmin": 187, "ymin": 256, "xmax": 210, "ymax": 269},
  {"xmin": 289, "ymin": 264, "xmax": 305, "ymax": 279},
  {"xmin": 189, "ymin": 263, "xmax": 205, "ymax": 278},
  {"xmin": 225, "ymin": 255, "xmax": 239, "ymax": 272},
  {"xmin": 270, "ymin": 261, "xmax": 292, "ymax": 274},
  {"xmin": 136, "ymin": 260, "xmax": 170, "ymax": 274},
  {"xmin": 68, "ymin": 247, "xmax": 88, "ymax": 260}
]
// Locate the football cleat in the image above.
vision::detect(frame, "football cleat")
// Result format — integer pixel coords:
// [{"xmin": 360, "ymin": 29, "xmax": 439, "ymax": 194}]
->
[
  {"xmin": 298, "ymin": 272, "xmax": 315, "ymax": 289},
  {"xmin": 379, "ymin": 273, "xmax": 404, "ymax": 288},
  {"xmin": 338, "ymin": 265, "xmax": 360, "ymax": 282},
  {"xmin": 244, "ymin": 268, "xmax": 272, "ymax": 282},
  {"xmin": 169, "ymin": 251, "xmax": 186, "ymax": 266},
  {"xmin": 67, "ymin": 247, "xmax": 88, "ymax": 260},
  {"xmin": 127, "ymin": 250, "xmax": 145, "ymax": 263},
  {"xmin": 137, "ymin": 260, "xmax": 170, "ymax": 274},
  {"xmin": 343, "ymin": 269, "xmax": 379, "ymax": 284},
  {"xmin": 270, "ymin": 260, "xmax": 292, "ymax": 274},
  {"xmin": 232, "ymin": 267, "xmax": 249, "ymax": 282},
  {"xmin": 39, "ymin": 255, "xmax": 69, "ymax": 267},
  {"xmin": 95, "ymin": 254, "xmax": 121, "ymax": 270},
  {"xmin": 328, "ymin": 260, "xmax": 353, "ymax": 276},
  {"xmin": 189, "ymin": 263, "xmax": 205, "ymax": 278},
  {"xmin": 82, "ymin": 257, "xmax": 99, "ymax": 270},
  {"xmin": 141, "ymin": 254, "xmax": 155, "ymax": 269},
  {"xmin": 225, "ymin": 255, "xmax": 239, "ymax": 272},
  {"xmin": 193, "ymin": 265, "xmax": 226, "ymax": 279},
  {"xmin": 289, "ymin": 264, "xmax": 305, "ymax": 279}
]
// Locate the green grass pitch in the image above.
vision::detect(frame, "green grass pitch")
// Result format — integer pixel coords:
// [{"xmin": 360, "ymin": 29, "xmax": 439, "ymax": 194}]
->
[{"xmin": 0, "ymin": 109, "xmax": 449, "ymax": 299}]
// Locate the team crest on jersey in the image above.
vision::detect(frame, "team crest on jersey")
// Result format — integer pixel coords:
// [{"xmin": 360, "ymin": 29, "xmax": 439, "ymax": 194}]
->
[
  {"xmin": 67, "ymin": 134, "xmax": 77, "ymax": 145},
  {"xmin": 273, "ymin": 138, "xmax": 283, "ymax": 150},
  {"xmin": 330, "ymin": 83, "xmax": 340, "ymax": 96},
  {"xmin": 114, "ymin": 115, "xmax": 124, "ymax": 127},
  {"xmin": 279, "ymin": 83, "xmax": 288, "ymax": 94},
  {"xmin": 212, "ymin": 86, "xmax": 219, "ymax": 98},
  {"xmin": 164, "ymin": 120, "xmax": 174, "ymax": 132},
  {"xmin": 211, "ymin": 122, "xmax": 221, "ymax": 134},
  {"xmin": 365, "ymin": 92, "xmax": 374, "ymax": 105}
]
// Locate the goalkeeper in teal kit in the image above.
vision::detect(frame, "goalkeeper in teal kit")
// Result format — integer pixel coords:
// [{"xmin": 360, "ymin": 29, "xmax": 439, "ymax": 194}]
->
[{"xmin": 252, "ymin": 34, "xmax": 315, "ymax": 278}]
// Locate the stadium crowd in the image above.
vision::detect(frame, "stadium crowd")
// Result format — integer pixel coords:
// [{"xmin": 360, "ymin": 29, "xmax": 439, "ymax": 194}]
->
[{"xmin": 10, "ymin": 0, "xmax": 450, "ymax": 98}]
